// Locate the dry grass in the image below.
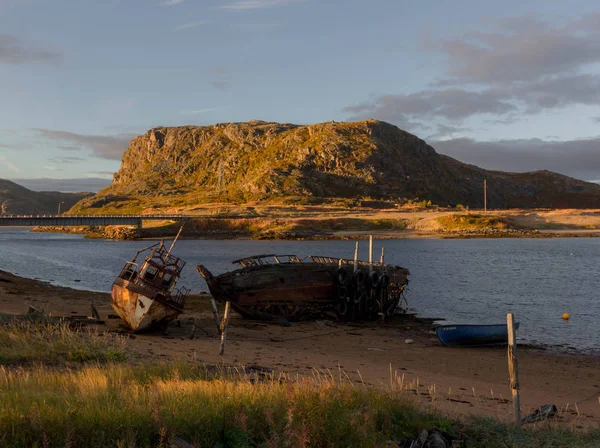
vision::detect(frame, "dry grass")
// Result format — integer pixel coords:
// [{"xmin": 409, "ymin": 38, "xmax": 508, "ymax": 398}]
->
[
  {"xmin": 0, "ymin": 314, "xmax": 128, "ymax": 364},
  {"xmin": 436, "ymin": 214, "xmax": 509, "ymax": 230},
  {"xmin": 139, "ymin": 216, "xmax": 408, "ymax": 240},
  {"xmin": 0, "ymin": 361, "xmax": 599, "ymax": 447}
]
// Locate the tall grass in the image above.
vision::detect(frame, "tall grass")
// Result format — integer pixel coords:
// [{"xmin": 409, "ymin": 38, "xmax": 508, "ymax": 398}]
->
[
  {"xmin": 0, "ymin": 316, "xmax": 128, "ymax": 364},
  {"xmin": 0, "ymin": 363, "xmax": 452, "ymax": 447},
  {"xmin": 0, "ymin": 362, "xmax": 599, "ymax": 447}
]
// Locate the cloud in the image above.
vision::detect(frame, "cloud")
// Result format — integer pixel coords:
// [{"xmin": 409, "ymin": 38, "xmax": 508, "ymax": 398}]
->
[
  {"xmin": 432, "ymin": 136, "xmax": 600, "ymax": 182},
  {"xmin": 344, "ymin": 88, "xmax": 516, "ymax": 124},
  {"xmin": 86, "ymin": 170, "xmax": 115, "ymax": 177},
  {"xmin": 211, "ymin": 80, "xmax": 231, "ymax": 90},
  {"xmin": 434, "ymin": 15, "xmax": 600, "ymax": 85},
  {"xmin": 161, "ymin": 0, "xmax": 185, "ymax": 6},
  {"xmin": 8, "ymin": 178, "xmax": 112, "ymax": 193},
  {"xmin": 0, "ymin": 143, "xmax": 26, "ymax": 150},
  {"xmin": 0, "ymin": 34, "xmax": 62, "ymax": 65},
  {"xmin": 0, "ymin": 155, "xmax": 20, "ymax": 173},
  {"xmin": 345, "ymin": 13, "xmax": 600, "ymax": 128},
  {"xmin": 220, "ymin": 0, "xmax": 300, "ymax": 11},
  {"xmin": 48, "ymin": 156, "xmax": 87, "ymax": 164},
  {"xmin": 35, "ymin": 130, "xmax": 135, "ymax": 160},
  {"xmin": 175, "ymin": 20, "xmax": 209, "ymax": 31},
  {"xmin": 427, "ymin": 124, "xmax": 471, "ymax": 140},
  {"xmin": 204, "ymin": 66, "xmax": 232, "ymax": 90},
  {"xmin": 179, "ymin": 106, "xmax": 230, "ymax": 115}
]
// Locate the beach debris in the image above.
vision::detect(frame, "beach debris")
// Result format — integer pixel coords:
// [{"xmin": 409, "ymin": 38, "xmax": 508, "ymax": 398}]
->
[
  {"xmin": 170, "ymin": 438, "xmax": 194, "ymax": 448},
  {"xmin": 90, "ymin": 301, "xmax": 101, "ymax": 320},
  {"xmin": 111, "ymin": 226, "xmax": 190, "ymax": 332},
  {"xmin": 394, "ymin": 427, "xmax": 457, "ymax": 447},
  {"xmin": 520, "ymin": 404, "xmax": 557, "ymax": 424},
  {"xmin": 25, "ymin": 302, "xmax": 42, "ymax": 314},
  {"xmin": 196, "ymin": 240, "xmax": 409, "ymax": 323},
  {"xmin": 405, "ymin": 338, "xmax": 415, "ymax": 344}
]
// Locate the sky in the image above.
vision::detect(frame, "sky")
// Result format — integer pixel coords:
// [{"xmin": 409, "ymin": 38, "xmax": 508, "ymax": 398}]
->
[{"xmin": 1, "ymin": 0, "xmax": 600, "ymax": 191}]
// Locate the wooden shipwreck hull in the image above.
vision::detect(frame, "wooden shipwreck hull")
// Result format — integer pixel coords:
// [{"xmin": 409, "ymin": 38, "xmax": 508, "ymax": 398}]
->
[
  {"xmin": 197, "ymin": 254, "xmax": 409, "ymax": 321},
  {"xmin": 111, "ymin": 241, "xmax": 189, "ymax": 332}
]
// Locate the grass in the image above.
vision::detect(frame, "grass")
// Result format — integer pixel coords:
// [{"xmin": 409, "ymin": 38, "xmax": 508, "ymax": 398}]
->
[
  {"xmin": 0, "ymin": 315, "xmax": 128, "ymax": 364},
  {"xmin": 0, "ymin": 363, "xmax": 449, "ymax": 447},
  {"xmin": 437, "ymin": 214, "xmax": 509, "ymax": 230},
  {"xmin": 0, "ymin": 362, "xmax": 599, "ymax": 447},
  {"xmin": 1, "ymin": 318, "xmax": 599, "ymax": 447},
  {"xmin": 138, "ymin": 216, "xmax": 409, "ymax": 240}
]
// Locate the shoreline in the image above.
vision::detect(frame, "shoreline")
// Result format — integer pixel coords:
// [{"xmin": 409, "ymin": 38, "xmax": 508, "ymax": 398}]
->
[
  {"xmin": 16, "ymin": 206, "xmax": 600, "ymax": 240},
  {"xmin": 24, "ymin": 225, "xmax": 600, "ymax": 241},
  {"xmin": 1, "ymin": 265, "xmax": 599, "ymax": 357},
  {"xmin": 1, "ymin": 269, "xmax": 599, "ymax": 425}
]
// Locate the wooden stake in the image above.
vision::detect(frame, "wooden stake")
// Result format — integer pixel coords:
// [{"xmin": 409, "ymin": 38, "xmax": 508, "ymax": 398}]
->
[
  {"xmin": 219, "ymin": 301, "xmax": 231, "ymax": 355},
  {"xmin": 90, "ymin": 301, "xmax": 101, "ymax": 320},
  {"xmin": 484, "ymin": 179, "xmax": 487, "ymax": 212},
  {"xmin": 210, "ymin": 298, "xmax": 222, "ymax": 334},
  {"xmin": 369, "ymin": 235, "xmax": 373, "ymax": 275},
  {"xmin": 507, "ymin": 313, "xmax": 521, "ymax": 424},
  {"xmin": 353, "ymin": 241, "xmax": 359, "ymax": 273}
]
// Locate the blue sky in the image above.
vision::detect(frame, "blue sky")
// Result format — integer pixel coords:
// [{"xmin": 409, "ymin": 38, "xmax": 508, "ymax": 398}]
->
[{"xmin": 2, "ymin": 0, "xmax": 600, "ymax": 191}]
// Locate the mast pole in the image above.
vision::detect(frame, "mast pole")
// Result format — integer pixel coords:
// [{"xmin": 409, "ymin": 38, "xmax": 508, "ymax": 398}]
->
[{"xmin": 166, "ymin": 224, "xmax": 185, "ymax": 257}]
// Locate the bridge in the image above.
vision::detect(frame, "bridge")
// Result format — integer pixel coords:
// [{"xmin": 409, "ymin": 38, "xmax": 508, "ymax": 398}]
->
[{"xmin": 0, "ymin": 214, "xmax": 189, "ymax": 228}]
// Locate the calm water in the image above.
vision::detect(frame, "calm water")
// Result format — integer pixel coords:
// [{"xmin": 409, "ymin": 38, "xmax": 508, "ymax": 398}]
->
[{"xmin": 1, "ymin": 228, "xmax": 599, "ymax": 352}]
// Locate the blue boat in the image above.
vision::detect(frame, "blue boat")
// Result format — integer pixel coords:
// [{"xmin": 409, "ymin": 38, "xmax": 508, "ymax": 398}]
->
[{"xmin": 435, "ymin": 323, "xmax": 519, "ymax": 347}]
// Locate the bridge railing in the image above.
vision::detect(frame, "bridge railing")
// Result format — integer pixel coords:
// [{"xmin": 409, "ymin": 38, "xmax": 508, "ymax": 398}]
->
[{"xmin": 0, "ymin": 214, "xmax": 189, "ymax": 219}]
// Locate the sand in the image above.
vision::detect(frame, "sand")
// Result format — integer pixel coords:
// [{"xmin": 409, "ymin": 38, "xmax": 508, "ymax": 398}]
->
[{"xmin": 1, "ymin": 269, "xmax": 598, "ymax": 427}]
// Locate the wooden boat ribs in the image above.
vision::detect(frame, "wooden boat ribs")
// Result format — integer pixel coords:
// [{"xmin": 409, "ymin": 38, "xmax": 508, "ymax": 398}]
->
[{"xmin": 197, "ymin": 253, "xmax": 410, "ymax": 322}]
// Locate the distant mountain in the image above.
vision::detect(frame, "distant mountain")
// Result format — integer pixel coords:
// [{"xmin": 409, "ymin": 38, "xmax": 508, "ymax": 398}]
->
[
  {"xmin": 9, "ymin": 178, "xmax": 112, "ymax": 193},
  {"xmin": 0, "ymin": 179, "xmax": 93, "ymax": 215},
  {"xmin": 70, "ymin": 120, "xmax": 600, "ymax": 212}
]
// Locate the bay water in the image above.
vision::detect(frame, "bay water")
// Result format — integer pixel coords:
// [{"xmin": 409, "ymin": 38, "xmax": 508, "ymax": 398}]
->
[{"xmin": 1, "ymin": 228, "xmax": 598, "ymax": 352}]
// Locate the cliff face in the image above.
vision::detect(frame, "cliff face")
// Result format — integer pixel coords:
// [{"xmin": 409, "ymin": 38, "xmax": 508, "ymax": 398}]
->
[
  {"xmin": 71, "ymin": 120, "xmax": 600, "ymax": 211},
  {"xmin": 0, "ymin": 179, "xmax": 93, "ymax": 215}
]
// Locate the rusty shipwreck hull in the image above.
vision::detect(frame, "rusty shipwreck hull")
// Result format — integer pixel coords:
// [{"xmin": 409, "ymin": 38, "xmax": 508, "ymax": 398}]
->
[
  {"xmin": 111, "ymin": 278, "xmax": 185, "ymax": 332},
  {"xmin": 111, "ymin": 233, "xmax": 189, "ymax": 332},
  {"xmin": 197, "ymin": 254, "xmax": 409, "ymax": 321}
]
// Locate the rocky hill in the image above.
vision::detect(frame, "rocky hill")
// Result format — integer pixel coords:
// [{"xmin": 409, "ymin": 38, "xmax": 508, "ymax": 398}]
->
[
  {"xmin": 0, "ymin": 179, "xmax": 93, "ymax": 215},
  {"xmin": 70, "ymin": 120, "xmax": 600, "ymax": 212}
]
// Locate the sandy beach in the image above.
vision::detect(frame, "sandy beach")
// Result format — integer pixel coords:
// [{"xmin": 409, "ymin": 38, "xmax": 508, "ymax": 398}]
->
[{"xmin": 1, "ymin": 269, "xmax": 598, "ymax": 428}]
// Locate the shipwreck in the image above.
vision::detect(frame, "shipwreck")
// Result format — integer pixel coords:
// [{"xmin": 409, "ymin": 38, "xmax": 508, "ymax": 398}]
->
[
  {"xmin": 197, "ymin": 240, "xmax": 409, "ymax": 322},
  {"xmin": 111, "ymin": 230, "xmax": 189, "ymax": 332}
]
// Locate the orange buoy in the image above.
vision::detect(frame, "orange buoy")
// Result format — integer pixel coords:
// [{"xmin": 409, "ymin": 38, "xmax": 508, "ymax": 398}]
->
[{"xmin": 562, "ymin": 313, "xmax": 570, "ymax": 320}]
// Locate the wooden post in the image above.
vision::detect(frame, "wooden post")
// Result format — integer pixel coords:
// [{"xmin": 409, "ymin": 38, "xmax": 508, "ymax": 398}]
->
[
  {"xmin": 219, "ymin": 301, "xmax": 231, "ymax": 355},
  {"xmin": 507, "ymin": 313, "xmax": 521, "ymax": 424},
  {"xmin": 484, "ymin": 179, "xmax": 487, "ymax": 212},
  {"xmin": 90, "ymin": 301, "xmax": 101, "ymax": 320},
  {"xmin": 353, "ymin": 241, "xmax": 359, "ymax": 273},
  {"xmin": 210, "ymin": 298, "xmax": 222, "ymax": 334},
  {"xmin": 369, "ymin": 235, "xmax": 373, "ymax": 275},
  {"xmin": 380, "ymin": 247, "xmax": 385, "ymax": 264}
]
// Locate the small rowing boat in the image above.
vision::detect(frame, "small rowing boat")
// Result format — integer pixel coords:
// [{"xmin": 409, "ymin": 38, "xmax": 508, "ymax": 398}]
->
[{"xmin": 435, "ymin": 323, "xmax": 520, "ymax": 347}]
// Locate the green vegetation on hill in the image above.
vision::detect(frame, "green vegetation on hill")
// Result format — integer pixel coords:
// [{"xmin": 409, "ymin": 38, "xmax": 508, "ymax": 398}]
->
[
  {"xmin": 70, "ymin": 120, "xmax": 600, "ymax": 214},
  {"xmin": 436, "ymin": 214, "xmax": 509, "ymax": 230}
]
